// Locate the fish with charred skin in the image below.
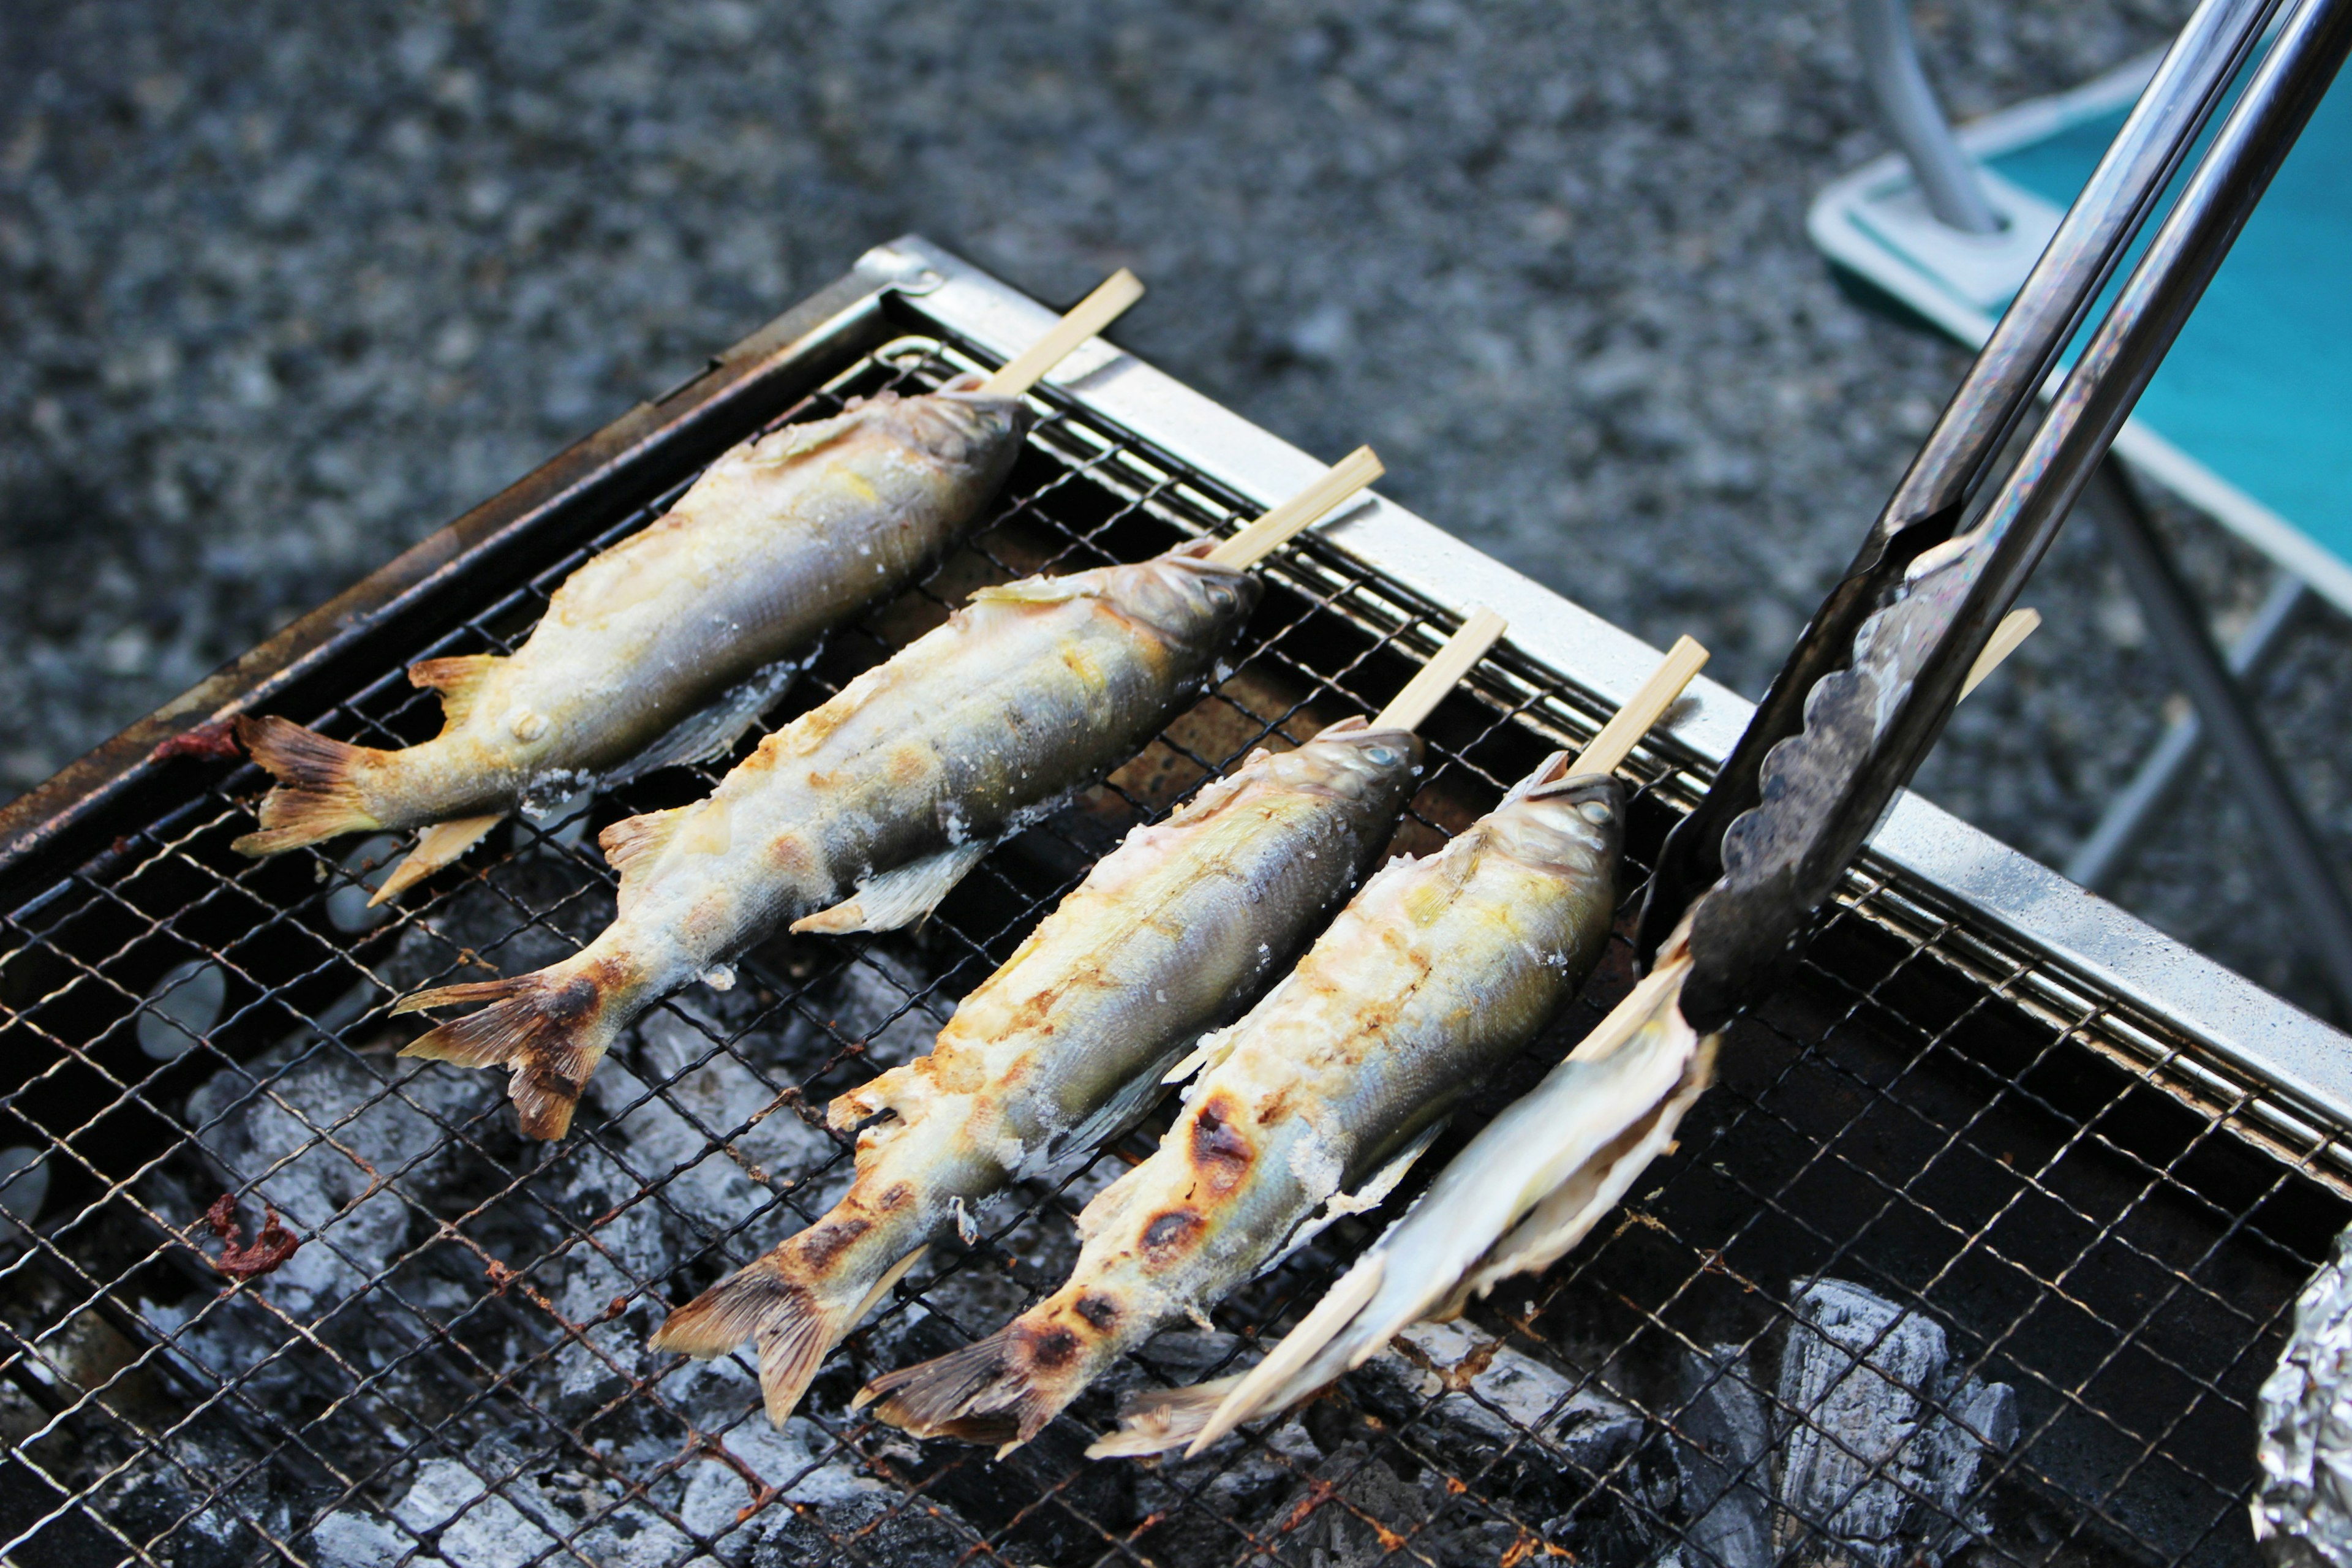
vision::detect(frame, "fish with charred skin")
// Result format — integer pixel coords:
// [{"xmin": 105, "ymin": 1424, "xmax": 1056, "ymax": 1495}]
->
[
  {"xmin": 232, "ymin": 381, "xmax": 1030, "ymax": 870},
  {"xmin": 391, "ymin": 545, "xmax": 1259, "ymax": 1140},
  {"xmin": 648, "ymin": 717, "xmax": 1425, "ymax": 1423},
  {"xmin": 856, "ymin": 755, "xmax": 1626, "ymax": 1453}
]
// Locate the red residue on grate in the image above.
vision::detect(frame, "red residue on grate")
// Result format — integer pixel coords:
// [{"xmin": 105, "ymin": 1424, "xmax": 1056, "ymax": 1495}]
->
[
  {"xmin": 149, "ymin": 718, "xmax": 244, "ymax": 764},
  {"xmin": 202, "ymin": 1193, "xmax": 303, "ymax": 1281}
]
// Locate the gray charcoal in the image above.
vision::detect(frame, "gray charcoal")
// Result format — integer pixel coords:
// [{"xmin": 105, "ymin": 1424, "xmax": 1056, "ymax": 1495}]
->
[
  {"xmin": 1670, "ymin": 1343, "xmax": 1774, "ymax": 1568},
  {"xmin": 1773, "ymin": 1279, "xmax": 2015, "ymax": 1568},
  {"xmin": 753, "ymin": 1489, "xmax": 999, "ymax": 1568}
]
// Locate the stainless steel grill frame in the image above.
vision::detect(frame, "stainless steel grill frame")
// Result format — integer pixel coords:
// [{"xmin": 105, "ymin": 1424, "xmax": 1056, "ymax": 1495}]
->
[{"xmin": 2, "ymin": 237, "xmax": 2347, "ymax": 1568}]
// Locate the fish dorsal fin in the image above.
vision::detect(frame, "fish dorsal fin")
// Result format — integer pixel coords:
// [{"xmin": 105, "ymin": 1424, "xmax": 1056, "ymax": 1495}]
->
[
  {"xmin": 790, "ymin": 839, "xmax": 997, "ymax": 937},
  {"xmin": 968, "ymin": 574, "xmax": 1101, "ymax": 607},
  {"xmin": 603, "ymin": 654, "xmax": 807, "ymax": 786},
  {"xmin": 408, "ymin": 654, "xmax": 502, "ymax": 730},
  {"xmin": 736, "ymin": 407, "xmax": 865, "ymax": 471},
  {"xmin": 600, "ymin": 807, "xmax": 685, "ymax": 892}
]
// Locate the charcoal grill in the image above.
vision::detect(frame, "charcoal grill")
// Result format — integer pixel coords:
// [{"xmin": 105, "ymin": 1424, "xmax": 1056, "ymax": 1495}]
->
[{"xmin": 4, "ymin": 238, "xmax": 2350, "ymax": 1568}]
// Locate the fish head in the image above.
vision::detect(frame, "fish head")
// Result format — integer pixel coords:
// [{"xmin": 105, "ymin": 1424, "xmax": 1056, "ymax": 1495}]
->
[
  {"xmin": 903, "ymin": 375, "xmax": 1035, "ymax": 469},
  {"xmin": 1488, "ymin": 755, "xmax": 1627, "ymax": 878},
  {"xmin": 1283, "ymin": 716, "xmax": 1426, "ymax": 818},
  {"xmin": 1107, "ymin": 546, "xmax": 1262, "ymax": 658}
]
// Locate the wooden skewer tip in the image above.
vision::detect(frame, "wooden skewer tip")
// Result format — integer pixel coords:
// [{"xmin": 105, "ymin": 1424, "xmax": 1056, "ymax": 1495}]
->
[
  {"xmin": 1570, "ymin": 634, "xmax": 1710, "ymax": 778},
  {"xmin": 976, "ymin": 268, "xmax": 1147, "ymax": 399},
  {"xmin": 1371, "ymin": 608, "xmax": 1507, "ymax": 733},
  {"xmin": 1960, "ymin": 606, "xmax": 2040, "ymax": 699},
  {"xmin": 1204, "ymin": 446, "xmax": 1384, "ymax": 570}
]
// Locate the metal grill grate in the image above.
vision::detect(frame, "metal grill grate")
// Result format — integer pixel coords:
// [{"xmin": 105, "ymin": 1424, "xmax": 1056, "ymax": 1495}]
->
[{"xmin": 2, "ymin": 290, "xmax": 2344, "ymax": 1568}]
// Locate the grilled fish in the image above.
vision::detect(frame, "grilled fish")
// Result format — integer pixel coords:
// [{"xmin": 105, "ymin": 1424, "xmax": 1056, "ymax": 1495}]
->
[
  {"xmin": 232, "ymin": 382, "xmax": 1030, "ymax": 871},
  {"xmin": 648, "ymin": 717, "xmax": 1425, "ymax": 1422},
  {"xmin": 856, "ymin": 754, "xmax": 1625, "ymax": 1452},
  {"xmin": 392, "ymin": 544, "xmax": 1258, "ymax": 1140},
  {"xmin": 1096, "ymin": 937, "xmax": 1716, "ymax": 1457}
]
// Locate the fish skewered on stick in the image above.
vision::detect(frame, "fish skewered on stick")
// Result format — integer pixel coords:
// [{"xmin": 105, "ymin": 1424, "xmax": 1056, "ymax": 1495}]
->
[
  {"xmin": 1098, "ymin": 628, "xmax": 2045, "ymax": 1459},
  {"xmin": 648, "ymin": 611, "xmax": 1507, "ymax": 1425},
  {"xmin": 393, "ymin": 448, "xmax": 1387, "ymax": 1140},
  {"xmin": 856, "ymin": 638, "xmax": 1707, "ymax": 1455},
  {"xmin": 232, "ymin": 271, "xmax": 1145, "ymax": 902}
]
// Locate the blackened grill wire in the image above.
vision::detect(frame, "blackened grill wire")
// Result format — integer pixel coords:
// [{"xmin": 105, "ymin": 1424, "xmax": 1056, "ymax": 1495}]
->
[{"xmin": 0, "ymin": 332, "xmax": 2332, "ymax": 1568}]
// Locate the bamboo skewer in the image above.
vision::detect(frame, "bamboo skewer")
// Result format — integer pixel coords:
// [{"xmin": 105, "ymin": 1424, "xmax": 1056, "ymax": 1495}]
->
[
  {"xmin": 1571, "ymin": 634, "xmax": 1710, "ymax": 778},
  {"xmin": 1961, "ymin": 607, "xmax": 2041, "ymax": 699},
  {"xmin": 1372, "ymin": 609, "xmax": 1508, "ymax": 732},
  {"xmin": 976, "ymin": 270, "xmax": 1147, "ymax": 399},
  {"xmin": 1205, "ymin": 447, "xmax": 1384, "ymax": 571}
]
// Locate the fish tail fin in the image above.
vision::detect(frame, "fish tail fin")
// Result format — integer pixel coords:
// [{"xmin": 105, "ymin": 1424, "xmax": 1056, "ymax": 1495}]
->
[
  {"xmin": 653, "ymin": 1232, "xmax": 929, "ymax": 1425},
  {"xmin": 1087, "ymin": 1373, "xmax": 1248, "ymax": 1458},
  {"xmin": 856, "ymin": 1299, "xmax": 1120, "ymax": 1455},
  {"xmin": 230, "ymin": 715, "xmax": 386, "ymax": 855},
  {"xmin": 393, "ymin": 952, "xmax": 637, "ymax": 1139}
]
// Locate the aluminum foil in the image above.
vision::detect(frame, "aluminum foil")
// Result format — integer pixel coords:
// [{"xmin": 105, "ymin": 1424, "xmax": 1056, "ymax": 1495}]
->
[{"xmin": 2255, "ymin": 1226, "xmax": 2352, "ymax": 1567}]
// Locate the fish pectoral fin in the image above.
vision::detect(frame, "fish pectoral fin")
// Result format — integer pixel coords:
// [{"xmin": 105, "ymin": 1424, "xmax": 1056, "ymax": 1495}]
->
[
  {"xmin": 791, "ymin": 840, "xmax": 997, "ymax": 937},
  {"xmin": 968, "ymin": 575, "xmax": 1098, "ymax": 606},
  {"xmin": 600, "ymin": 806, "xmax": 687, "ymax": 883},
  {"xmin": 370, "ymin": 814, "xmax": 505, "ymax": 905},
  {"xmin": 407, "ymin": 654, "xmax": 502, "ymax": 729},
  {"xmin": 603, "ymin": 654, "xmax": 808, "ymax": 786}
]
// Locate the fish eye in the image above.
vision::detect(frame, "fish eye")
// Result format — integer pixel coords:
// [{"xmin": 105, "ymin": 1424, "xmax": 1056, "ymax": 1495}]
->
[
  {"xmin": 1364, "ymin": 745, "xmax": 1400, "ymax": 766},
  {"xmin": 1577, "ymin": 801, "xmax": 1614, "ymax": 825}
]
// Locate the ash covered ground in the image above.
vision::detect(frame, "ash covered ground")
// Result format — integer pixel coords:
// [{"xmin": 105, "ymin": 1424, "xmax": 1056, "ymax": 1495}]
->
[{"xmin": 4, "ymin": 0, "xmax": 2348, "ymax": 1020}]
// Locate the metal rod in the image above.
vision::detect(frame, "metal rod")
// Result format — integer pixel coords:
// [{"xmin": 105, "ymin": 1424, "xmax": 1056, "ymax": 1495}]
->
[
  {"xmin": 2084, "ymin": 462, "xmax": 2352, "ymax": 1005},
  {"xmin": 2067, "ymin": 568, "xmax": 2307, "ymax": 888},
  {"xmin": 1640, "ymin": 0, "xmax": 2282, "ymax": 962},
  {"xmin": 1853, "ymin": 0, "xmax": 2003, "ymax": 234}
]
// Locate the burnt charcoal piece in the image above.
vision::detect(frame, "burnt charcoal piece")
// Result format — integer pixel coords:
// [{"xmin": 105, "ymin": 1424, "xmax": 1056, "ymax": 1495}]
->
[
  {"xmin": 1349, "ymin": 1319, "xmax": 1646, "ymax": 1504},
  {"xmin": 1772, "ymin": 1279, "xmax": 2018, "ymax": 1568},
  {"xmin": 754, "ymin": 1488, "xmax": 986, "ymax": 1568},
  {"xmin": 1668, "ymin": 1343, "xmax": 1774, "ymax": 1568}
]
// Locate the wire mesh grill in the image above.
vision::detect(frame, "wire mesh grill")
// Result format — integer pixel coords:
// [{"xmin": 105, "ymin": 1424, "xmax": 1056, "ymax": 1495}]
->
[{"xmin": 2, "ymin": 326, "xmax": 2343, "ymax": 1568}]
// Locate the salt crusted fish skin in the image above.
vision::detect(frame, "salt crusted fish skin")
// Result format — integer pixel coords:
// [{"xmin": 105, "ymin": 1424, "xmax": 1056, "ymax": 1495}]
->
[
  {"xmin": 392, "ymin": 545, "xmax": 1258, "ymax": 1140},
  {"xmin": 232, "ymin": 382, "xmax": 1030, "ymax": 857},
  {"xmin": 857, "ymin": 756, "xmax": 1625, "ymax": 1452},
  {"xmin": 647, "ymin": 717, "xmax": 1424, "ymax": 1422}
]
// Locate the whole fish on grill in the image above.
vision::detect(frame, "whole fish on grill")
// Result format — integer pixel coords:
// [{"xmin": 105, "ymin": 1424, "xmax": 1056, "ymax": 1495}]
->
[
  {"xmin": 232, "ymin": 382, "xmax": 1031, "ymax": 892},
  {"xmin": 648, "ymin": 715, "xmax": 1427, "ymax": 1423},
  {"xmin": 392, "ymin": 543, "xmax": 1259, "ymax": 1140},
  {"xmin": 856, "ymin": 753, "xmax": 1625, "ymax": 1452},
  {"xmin": 1095, "ymin": 933, "xmax": 1715, "ymax": 1457}
]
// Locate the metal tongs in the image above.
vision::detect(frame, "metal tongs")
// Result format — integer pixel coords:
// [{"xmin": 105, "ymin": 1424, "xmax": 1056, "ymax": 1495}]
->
[{"xmin": 1637, "ymin": 0, "xmax": 2352, "ymax": 1028}]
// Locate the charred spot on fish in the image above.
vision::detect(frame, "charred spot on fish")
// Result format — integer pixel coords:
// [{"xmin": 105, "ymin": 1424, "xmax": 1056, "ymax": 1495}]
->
[
  {"xmin": 543, "ymin": 978, "xmax": 601, "ymax": 1025},
  {"xmin": 796, "ymin": 1216, "xmax": 872, "ymax": 1270},
  {"xmin": 1075, "ymin": 1292, "xmax": 1120, "ymax": 1331},
  {"xmin": 878, "ymin": 1182, "xmax": 916, "ymax": 1212},
  {"xmin": 1140, "ymin": 1210, "xmax": 1202, "ymax": 1261},
  {"xmin": 1026, "ymin": 1325, "xmax": 1082, "ymax": 1370},
  {"xmin": 1188, "ymin": 1100, "xmax": 1253, "ymax": 1191}
]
